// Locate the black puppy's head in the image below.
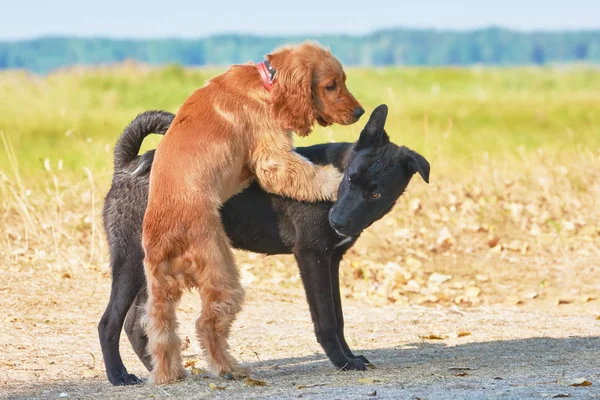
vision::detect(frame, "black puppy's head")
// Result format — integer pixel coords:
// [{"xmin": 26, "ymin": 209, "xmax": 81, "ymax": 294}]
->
[{"xmin": 329, "ymin": 104, "xmax": 430, "ymax": 237}]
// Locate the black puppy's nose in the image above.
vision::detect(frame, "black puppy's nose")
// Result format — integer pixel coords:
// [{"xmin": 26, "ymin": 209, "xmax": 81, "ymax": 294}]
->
[
  {"xmin": 330, "ymin": 218, "xmax": 346, "ymax": 233},
  {"xmin": 353, "ymin": 107, "xmax": 365, "ymax": 119}
]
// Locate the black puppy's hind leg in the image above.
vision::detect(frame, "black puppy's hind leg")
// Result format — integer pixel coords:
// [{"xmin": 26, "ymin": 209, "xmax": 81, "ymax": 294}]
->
[
  {"xmin": 98, "ymin": 251, "xmax": 145, "ymax": 385},
  {"xmin": 124, "ymin": 289, "xmax": 153, "ymax": 371},
  {"xmin": 295, "ymin": 248, "xmax": 366, "ymax": 371},
  {"xmin": 330, "ymin": 251, "xmax": 370, "ymax": 365}
]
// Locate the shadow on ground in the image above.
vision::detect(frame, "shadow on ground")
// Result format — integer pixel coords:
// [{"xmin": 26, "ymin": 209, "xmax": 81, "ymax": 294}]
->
[{"xmin": 5, "ymin": 336, "xmax": 599, "ymax": 400}]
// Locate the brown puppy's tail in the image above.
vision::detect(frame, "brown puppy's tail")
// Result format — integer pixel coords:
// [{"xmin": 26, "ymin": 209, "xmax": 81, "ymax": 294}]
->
[{"xmin": 113, "ymin": 110, "xmax": 175, "ymax": 170}]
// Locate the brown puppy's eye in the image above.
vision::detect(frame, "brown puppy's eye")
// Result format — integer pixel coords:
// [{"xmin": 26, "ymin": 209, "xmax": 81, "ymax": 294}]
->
[
  {"xmin": 325, "ymin": 81, "xmax": 336, "ymax": 91},
  {"xmin": 370, "ymin": 191, "xmax": 381, "ymax": 199}
]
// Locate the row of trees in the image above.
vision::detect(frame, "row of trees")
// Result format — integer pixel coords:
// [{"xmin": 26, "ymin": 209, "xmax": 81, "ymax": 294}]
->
[{"xmin": 1, "ymin": 28, "xmax": 599, "ymax": 74}]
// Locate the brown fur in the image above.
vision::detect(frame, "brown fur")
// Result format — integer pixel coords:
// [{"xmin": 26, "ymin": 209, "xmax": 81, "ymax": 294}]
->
[{"xmin": 141, "ymin": 42, "xmax": 363, "ymax": 384}]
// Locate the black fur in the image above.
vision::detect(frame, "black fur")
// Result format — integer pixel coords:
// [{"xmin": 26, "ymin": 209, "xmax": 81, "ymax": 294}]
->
[
  {"xmin": 329, "ymin": 105, "xmax": 430, "ymax": 237},
  {"xmin": 98, "ymin": 106, "xmax": 430, "ymax": 385},
  {"xmin": 112, "ymin": 110, "xmax": 174, "ymax": 171}
]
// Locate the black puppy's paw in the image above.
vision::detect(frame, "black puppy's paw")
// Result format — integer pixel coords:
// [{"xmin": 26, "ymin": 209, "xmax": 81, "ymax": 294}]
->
[
  {"xmin": 109, "ymin": 372, "xmax": 143, "ymax": 386},
  {"xmin": 353, "ymin": 355, "xmax": 371, "ymax": 365},
  {"xmin": 339, "ymin": 357, "xmax": 367, "ymax": 371}
]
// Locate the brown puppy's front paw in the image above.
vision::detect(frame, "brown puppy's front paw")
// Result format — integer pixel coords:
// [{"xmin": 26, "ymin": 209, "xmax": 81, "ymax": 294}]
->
[
  {"xmin": 319, "ymin": 165, "xmax": 343, "ymax": 201},
  {"xmin": 148, "ymin": 365, "xmax": 187, "ymax": 385}
]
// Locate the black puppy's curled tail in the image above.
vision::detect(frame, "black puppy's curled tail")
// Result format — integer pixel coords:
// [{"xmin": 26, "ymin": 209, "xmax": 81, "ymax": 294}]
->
[{"xmin": 113, "ymin": 110, "xmax": 175, "ymax": 170}]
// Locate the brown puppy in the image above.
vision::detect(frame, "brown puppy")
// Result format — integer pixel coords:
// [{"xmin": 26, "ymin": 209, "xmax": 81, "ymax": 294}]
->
[{"xmin": 141, "ymin": 42, "xmax": 363, "ymax": 384}]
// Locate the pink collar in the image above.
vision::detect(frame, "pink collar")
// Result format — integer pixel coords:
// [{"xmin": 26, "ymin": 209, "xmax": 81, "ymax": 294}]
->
[{"xmin": 256, "ymin": 60, "xmax": 277, "ymax": 91}]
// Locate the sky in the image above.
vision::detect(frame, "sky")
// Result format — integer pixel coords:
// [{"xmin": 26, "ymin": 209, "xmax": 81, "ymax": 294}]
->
[{"xmin": 1, "ymin": 0, "xmax": 598, "ymax": 40}]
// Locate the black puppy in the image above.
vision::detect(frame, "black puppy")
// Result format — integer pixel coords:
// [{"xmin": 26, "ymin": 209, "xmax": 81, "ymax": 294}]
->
[{"xmin": 98, "ymin": 105, "xmax": 430, "ymax": 385}]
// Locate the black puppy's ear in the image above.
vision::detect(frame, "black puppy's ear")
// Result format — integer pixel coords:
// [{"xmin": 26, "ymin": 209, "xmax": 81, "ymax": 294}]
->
[
  {"xmin": 407, "ymin": 150, "xmax": 430, "ymax": 183},
  {"xmin": 356, "ymin": 104, "xmax": 389, "ymax": 149}
]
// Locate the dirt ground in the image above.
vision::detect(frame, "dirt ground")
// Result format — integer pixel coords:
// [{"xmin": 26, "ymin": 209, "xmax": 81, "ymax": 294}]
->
[
  {"xmin": 1, "ymin": 289, "xmax": 599, "ymax": 400},
  {"xmin": 1, "ymin": 158, "xmax": 600, "ymax": 399},
  {"xmin": 1, "ymin": 239, "xmax": 599, "ymax": 399}
]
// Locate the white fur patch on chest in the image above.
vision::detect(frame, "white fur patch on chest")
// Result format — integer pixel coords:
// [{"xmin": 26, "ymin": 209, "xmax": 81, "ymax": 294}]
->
[{"xmin": 334, "ymin": 236, "xmax": 354, "ymax": 248}]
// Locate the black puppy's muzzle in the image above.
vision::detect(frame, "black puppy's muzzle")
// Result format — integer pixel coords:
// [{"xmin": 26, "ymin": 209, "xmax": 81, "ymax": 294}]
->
[{"xmin": 329, "ymin": 206, "xmax": 352, "ymax": 237}]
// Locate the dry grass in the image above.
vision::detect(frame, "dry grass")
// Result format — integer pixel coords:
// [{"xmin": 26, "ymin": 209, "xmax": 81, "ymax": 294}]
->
[
  {"xmin": 235, "ymin": 149, "xmax": 600, "ymax": 313},
  {"xmin": 2, "ymin": 116, "xmax": 598, "ymax": 316}
]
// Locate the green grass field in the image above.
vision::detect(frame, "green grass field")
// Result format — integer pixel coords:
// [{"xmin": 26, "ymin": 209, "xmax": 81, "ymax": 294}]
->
[{"xmin": 1, "ymin": 64, "xmax": 598, "ymax": 181}]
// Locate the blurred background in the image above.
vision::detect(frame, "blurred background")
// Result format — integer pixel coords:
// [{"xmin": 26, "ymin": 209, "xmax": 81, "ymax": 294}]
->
[
  {"xmin": 2, "ymin": 0, "xmax": 600, "ymax": 73},
  {"xmin": 1, "ymin": 1, "xmax": 599, "ymax": 395},
  {"xmin": 1, "ymin": 0, "xmax": 599, "ymax": 172}
]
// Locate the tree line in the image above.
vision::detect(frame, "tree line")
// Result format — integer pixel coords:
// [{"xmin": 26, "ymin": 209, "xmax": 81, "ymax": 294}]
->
[{"xmin": 1, "ymin": 28, "xmax": 598, "ymax": 74}]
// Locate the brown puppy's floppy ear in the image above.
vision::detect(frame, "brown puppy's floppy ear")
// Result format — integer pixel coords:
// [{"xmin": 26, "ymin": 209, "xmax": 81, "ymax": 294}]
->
[{"xmin": 268, "ymin": 49, "xmax": 315, "ymax": 137}]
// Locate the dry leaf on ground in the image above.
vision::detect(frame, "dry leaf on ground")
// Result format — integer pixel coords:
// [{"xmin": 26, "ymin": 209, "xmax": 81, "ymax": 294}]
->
[
  {"xmin": 436, "ymin": 227, "xmax": 454, "ymax": 249},
  {"xmin": 244, "ymin": 377, "xmax": 267, "ymax": 387},
  {"xmin": 567, "ymin": 378, "xmax": 592, "ymax": 387},
  {"xmin": 448, "ymin": 367, "xmax": 472, "ymax": 372},
  {"xmin": 358, "ymin": 378, "xmax": 385, "ymax": 384},
  {"xmin": 429, "ymin": 272, "xmax": 452, "ymax": 284},
  {"xmin": 420, "ymin": 334, "xmax": 447, "ymax": 340},
  {"xmin": 209, "ymin": 383, "xmax": 226, "ymax": 390},
  {"xmin": 465, "ymin": 287, "xmax": 481, "ymax": 298},
  {"xmin": 507, "ymin": 296, "xmax": 524, "ymax": 306},
  {"xmin": 190, "ymin": 366, "xmax": 207, "ymax": 376},
  {"xmin": 297, "ymin": 383, "xmax": 326, "ymax": 389},
  {"xmin": 181, "ymin": 336, "xmax": 191, "ymax": 351},
  {"xmin": 405, "ymin": 257, "xmax": 423, "ymax": 269},
  {"xmin": 487, "ymin": 236, "xmax": 500, "ymax": 248}
]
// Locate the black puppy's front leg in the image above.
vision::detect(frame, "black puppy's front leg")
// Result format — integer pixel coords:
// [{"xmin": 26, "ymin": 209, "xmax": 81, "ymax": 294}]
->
[
  {"xmin": 330, "ymin": 250, "xmax": 370, "ymax": 365},
  {"xmin": 295, "ymin": 248, "xmax": 366, "ymax": 371}
]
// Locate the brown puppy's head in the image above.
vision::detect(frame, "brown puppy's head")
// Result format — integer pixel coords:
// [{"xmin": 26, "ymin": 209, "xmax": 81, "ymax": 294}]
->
[{"xmin": 267, "ymin": 42, "xmax": 364, "ymax": 137}]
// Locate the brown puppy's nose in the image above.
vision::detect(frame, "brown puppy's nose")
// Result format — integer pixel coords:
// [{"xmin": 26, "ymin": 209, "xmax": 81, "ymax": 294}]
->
[{"xmin": 354, "ymin": 107, "xmax": 365, "ymax": 119}]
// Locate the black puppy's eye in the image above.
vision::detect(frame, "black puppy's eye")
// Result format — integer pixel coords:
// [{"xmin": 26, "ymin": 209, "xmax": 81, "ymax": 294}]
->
[
  {"xmin": 325, "ymin": 81, "xmax": 336, "ymax": 91},
  {"xmin": 347, "ymin": 175, "xmax": 353, "ymax": 183},
  {"xmin": 370, "ymin": 191, "xmax": 381, "ymax": 199}
]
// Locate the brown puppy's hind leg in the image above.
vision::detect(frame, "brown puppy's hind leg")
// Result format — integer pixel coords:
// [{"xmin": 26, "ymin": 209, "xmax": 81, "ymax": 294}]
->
[
  {"xmin": 191, "ymin": 217, "xmax": 248, "ymax": 379},
  {"xmin": 142, "ymin": 260, "xmax": 187, "ymax": 385}
]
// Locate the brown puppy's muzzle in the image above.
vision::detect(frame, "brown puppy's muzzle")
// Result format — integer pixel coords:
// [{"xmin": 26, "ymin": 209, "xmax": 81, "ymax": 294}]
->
[
  {"xmin": 337, "ymin": 106, "xmax": 365, "ymax": 125},
  {"xmin": 337, "ymin": 89, "xmax": 364, "ymax": 125},
  {"xmin": 351, "ymin": 106, "xmax": 365, "ymax": 122},
  {"xmin": 318, "ymin": 92, "xmax": 364, "ymax": 126}
]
